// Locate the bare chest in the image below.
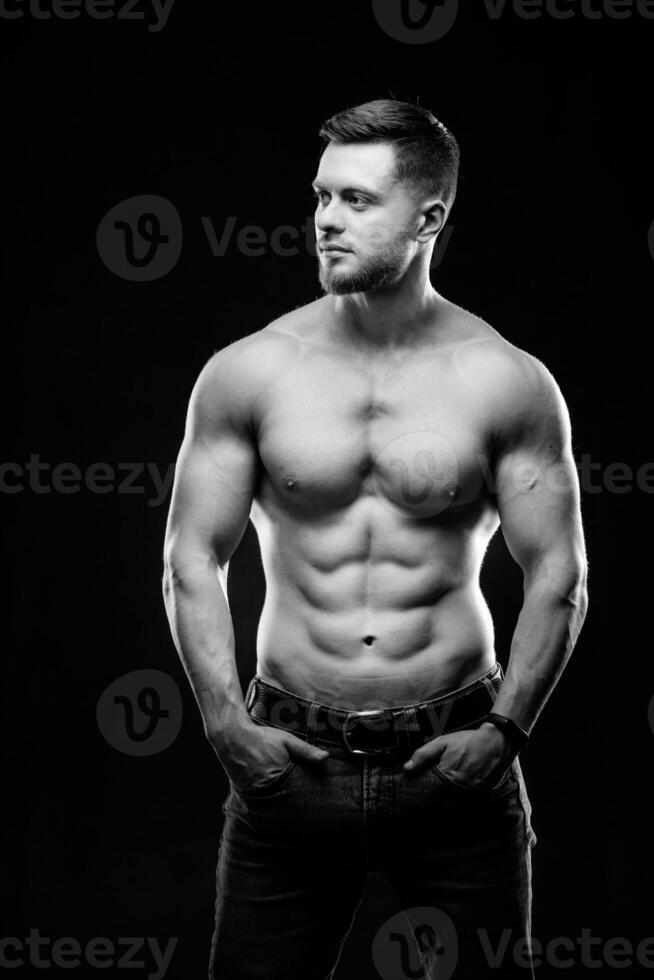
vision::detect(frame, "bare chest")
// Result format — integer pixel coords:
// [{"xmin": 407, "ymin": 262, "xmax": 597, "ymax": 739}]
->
[{"xmin": 254, "ymin": 352, "xmax": 492, "ymax": 518}]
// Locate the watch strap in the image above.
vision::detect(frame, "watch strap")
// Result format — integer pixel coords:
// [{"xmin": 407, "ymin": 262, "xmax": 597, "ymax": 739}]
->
[{"xmin": 483, "ymin": 712, "xmax": 529, "ymax": 750}]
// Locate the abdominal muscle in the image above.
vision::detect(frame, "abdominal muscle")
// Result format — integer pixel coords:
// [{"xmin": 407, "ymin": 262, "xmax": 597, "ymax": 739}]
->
[{"xmin": 252, "ymin": 519, "xmax": 497, "ymax": 711}]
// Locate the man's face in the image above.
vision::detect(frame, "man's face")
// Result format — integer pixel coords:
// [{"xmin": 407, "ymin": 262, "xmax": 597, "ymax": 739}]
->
[{"xmin": 313, "ymin": 141, "xmax": 421, "ymax": 295}]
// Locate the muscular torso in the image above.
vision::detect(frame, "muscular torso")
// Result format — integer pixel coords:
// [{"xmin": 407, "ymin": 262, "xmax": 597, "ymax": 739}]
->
[{"xmin": 245, "ymin": 297, "xmax": 508, "ymax": 709}]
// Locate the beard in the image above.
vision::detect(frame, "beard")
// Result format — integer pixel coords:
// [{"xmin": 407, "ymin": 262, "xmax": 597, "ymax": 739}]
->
[{"xmin": 318, "ymin": 231, "xmax": 412, "ymax": 295}]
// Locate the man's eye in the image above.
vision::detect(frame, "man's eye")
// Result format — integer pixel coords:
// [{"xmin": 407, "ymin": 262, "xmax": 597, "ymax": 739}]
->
[
  {"xmin": 313, "ymin": 191, "xmax": 327, "ymax": 204},
  {"xmin": 349, "ymin": 197, "xmax": 366, "ymax": 207}
]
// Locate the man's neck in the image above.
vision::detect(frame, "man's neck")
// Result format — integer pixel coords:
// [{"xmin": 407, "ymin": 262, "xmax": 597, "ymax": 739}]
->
[{"xmin": 329, "ymin": 277, "xmax": 443, "ymax": 352}]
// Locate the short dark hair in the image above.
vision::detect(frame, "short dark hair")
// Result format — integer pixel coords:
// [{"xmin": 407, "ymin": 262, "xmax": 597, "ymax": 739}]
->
[{"xmin": 319, "ymin": 98, "xmax": 460, "ymax": 208}]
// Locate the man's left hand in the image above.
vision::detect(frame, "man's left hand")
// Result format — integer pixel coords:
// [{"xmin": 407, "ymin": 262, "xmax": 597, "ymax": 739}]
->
[{"xmin": 403, "ymin": 722, "xmax": 518, "ymax": 790}]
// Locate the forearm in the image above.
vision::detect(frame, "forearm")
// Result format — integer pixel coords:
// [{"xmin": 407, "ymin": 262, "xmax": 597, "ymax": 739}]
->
[
  {"xmin": 491, "ymin": 564, "xmax": 588, "ymax": 734},
  {"xmin": 162, "ymin": 555, "xmax": 249, "ymax": 747}
]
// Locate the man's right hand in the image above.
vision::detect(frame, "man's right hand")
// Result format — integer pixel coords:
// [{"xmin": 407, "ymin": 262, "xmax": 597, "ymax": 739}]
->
[{"xmin": 209, "ymin": 719, "xmax": 330, "ymax": 792}]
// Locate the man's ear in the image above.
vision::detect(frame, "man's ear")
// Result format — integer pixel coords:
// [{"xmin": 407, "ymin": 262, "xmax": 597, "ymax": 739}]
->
[{"xmin": 416, "ymin": 197, "xmax": 447, "ymax": 244}]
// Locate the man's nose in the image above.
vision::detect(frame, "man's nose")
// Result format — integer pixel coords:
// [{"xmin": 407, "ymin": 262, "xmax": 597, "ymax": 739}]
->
[{"xmin": 315, "ymin": 200, "xmax": 345, "ymax": 235}]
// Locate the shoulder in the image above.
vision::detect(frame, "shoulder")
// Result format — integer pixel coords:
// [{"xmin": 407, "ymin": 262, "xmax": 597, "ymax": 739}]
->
[
  {"xmin": 203, "ymin": 297, "xmax": 325, "ymax": 373},
  {"xmin": 441, "ymin": 300, "xmax": 570, "ymax": 444},
  {"xmin": 187, "ymin": 298, "xmax": 324, "ymax": 429}
]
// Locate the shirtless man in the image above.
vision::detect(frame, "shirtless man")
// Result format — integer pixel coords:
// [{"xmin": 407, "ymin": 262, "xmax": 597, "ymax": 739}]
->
[{"xmin": 162, "ymin": 99, "xmax": 588, "ymax": 980}]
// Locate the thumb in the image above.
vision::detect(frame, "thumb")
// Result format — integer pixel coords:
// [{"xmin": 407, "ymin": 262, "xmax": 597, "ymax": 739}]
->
[
  {"xmin": 286, "ymin": 735, "xmax": 330, "ymax": 763},
  {"xmin": 404, "ymin": 735, "xmax": 448, "ymax": 771}
]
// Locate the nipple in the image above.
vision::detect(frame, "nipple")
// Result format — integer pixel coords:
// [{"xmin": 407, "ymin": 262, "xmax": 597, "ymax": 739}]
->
[{"xmin": 283, "ymin": 475, "xmax": 300, "ymax": 492}]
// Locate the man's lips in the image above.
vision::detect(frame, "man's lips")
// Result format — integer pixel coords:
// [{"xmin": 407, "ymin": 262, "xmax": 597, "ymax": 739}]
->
[{"xmin": 319, "ymin": 244, "xmax": 351, "ymax": 253}]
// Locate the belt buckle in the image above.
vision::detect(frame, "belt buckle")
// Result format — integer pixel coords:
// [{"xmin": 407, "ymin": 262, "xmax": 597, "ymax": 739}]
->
[{"xmin": 343, "ymin": 708, "xmax": 395, "ymax": 755}]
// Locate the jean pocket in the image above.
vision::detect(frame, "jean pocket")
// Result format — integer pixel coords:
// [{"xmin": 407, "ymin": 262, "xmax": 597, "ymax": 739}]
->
[
  {"xmin": 231, "ymin": 757, "xmax": 297, "ymax": 798},
  {"xmin": 429, "ymin": 760, "xmax": 515, "ymax": 798}
]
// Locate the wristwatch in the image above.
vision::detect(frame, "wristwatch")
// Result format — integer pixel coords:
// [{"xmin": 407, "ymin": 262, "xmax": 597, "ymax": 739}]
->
[{"xmin": 483, "ymin": 713, "xmax": 530, "ymax": 751}]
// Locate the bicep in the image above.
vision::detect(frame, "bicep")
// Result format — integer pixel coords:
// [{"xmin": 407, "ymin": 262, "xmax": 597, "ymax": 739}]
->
[
  {"xmin": 163, "ymin": 355, "xmax": 259, "ymax": 571},
  {"xmin": 493, "ymin": 366, "xmax": 586, "ymax": 581},
  {"xmin": 165, "ymin": 430, "xmax": 257, "ymax": 570}
]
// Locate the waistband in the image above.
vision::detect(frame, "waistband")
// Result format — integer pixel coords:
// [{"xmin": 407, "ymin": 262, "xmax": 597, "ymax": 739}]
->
[{"xmin": 245, "ymin": 662, "xmax": 504, "ymax": 756}]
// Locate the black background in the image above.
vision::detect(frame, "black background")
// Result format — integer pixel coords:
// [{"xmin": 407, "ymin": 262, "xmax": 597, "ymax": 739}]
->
[{"xmin": 2, "ymin": 2, "xmax": 653, "ymax": 978}]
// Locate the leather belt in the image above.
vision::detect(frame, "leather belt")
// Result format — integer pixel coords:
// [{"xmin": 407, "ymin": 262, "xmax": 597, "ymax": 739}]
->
[{"xmin": 246, "ymin": 666, "xmax": 502, "ymax": 756}]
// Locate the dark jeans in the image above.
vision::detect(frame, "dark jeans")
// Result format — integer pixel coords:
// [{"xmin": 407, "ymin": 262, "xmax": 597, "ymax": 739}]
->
[{"xmin": 209, "ymin": 664, "xmax": 537, "ymax": 980}]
